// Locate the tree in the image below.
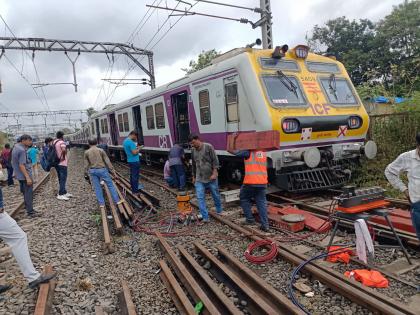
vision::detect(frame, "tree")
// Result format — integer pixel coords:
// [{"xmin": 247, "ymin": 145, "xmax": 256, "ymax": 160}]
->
[
  {"xmin": 306, "ymin": 0, "xmax": 419, "ymax": 96},
  {"xmin": 86, "ymin": 107, "xmax": 97, "ymax": 117},
  {"xmin": 182, "ymin": 49, "xmax": 220, "ymax": 74}
]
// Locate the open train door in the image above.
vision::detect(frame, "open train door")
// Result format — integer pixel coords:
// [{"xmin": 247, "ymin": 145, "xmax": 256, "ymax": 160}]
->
[
  {"xmin": 223, "ymin": 76, "xmax": 240, "ymax": 133},
  {"xmin": 95, "ymin": 119, "xmax": 101, "ymax": 144},
  {"xmin": 171, "ymin": 91, "xmax": 190, "ymax": 144},
  {"xmin": 132, "ymin": 105, "xmax": 144, "ymax": 145},
  {"xmin": 108, "ymin": 113, "xmax": 118, "ymax": 145}
]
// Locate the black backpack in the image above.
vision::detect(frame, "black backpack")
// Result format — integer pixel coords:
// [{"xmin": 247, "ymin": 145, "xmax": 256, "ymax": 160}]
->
[{"xmin": 45, "ymin": 140, "xmax": 61, "ymax": 169}]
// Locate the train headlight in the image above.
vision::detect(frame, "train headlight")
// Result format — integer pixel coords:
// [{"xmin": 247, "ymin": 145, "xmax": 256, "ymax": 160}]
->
[
  {"xmin": 348, "ymin": 116, "xmax": 362, "ymax": 129},
  {"xmin": 293, "ymin": 45, "xmax": 309, "ymax": 59},
  {"xmin": 282, "ymin": 119, "xmax": 300, "ymax": 133}
]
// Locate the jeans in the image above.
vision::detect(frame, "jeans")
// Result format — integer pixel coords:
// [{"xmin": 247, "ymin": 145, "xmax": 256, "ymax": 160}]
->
[
  {"xmin": 195, "ymin": 180, "xmax": 223, "ymax": 220},
  {"xmin": 7, "ymin": 166, "xmax": 13, "ymax": 185},
  {"xmin": 19, "ymin": 180, "xmax": 34, "ymax": 215},
  {"xmin": 170, "ymin": 164, "xmax": 186, "ymax": 190},
  {"xmin": 165, "ymin": 177, "xmax": 174, "ymax": 187},
  {"xmin": 128, "ymin": 161, "xmax": 140, "ymax": 193},
  {"xmin": 89, "ymin": 168, "xmax": 120, "ymax": 206},
  {"xmin": 239, "ymin": 185, "xmax": 269, "ymax": 229},
  {"xmin": 411, "ymin": 201, "xmax": 420, "ymax": 242},
  {"xmin": 0, "ymin": 187, "xmax": 3, "ymax": 208},
  {"xmin": 56, "ymin": 165, "xmax": 68, "ymax": 195}
]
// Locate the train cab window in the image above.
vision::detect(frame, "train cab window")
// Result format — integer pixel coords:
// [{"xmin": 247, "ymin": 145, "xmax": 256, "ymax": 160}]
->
[
  {"xmin": 199, "ymin": 90, "xmax": 211, "ymax": 125},
  {"xmin": 118, "ymin": 114, "xmax": 124, "ymax": 132},
  {"xmin": 146, "ymin": 106, "xmax": 155, "ymax": 129},
  {"xmin": 320, "ymin": 77, "xmax": 357, "ymax": 105},
  {"xmin": 306, "ymin": 61, "xmax": 339, "ymax": 73},
  {"xmin": 262, "ymin": 75, "xmax": 306, "ymax": 106},
  {"xmin": 260, "ymin": 58, "xmax": 299, "ymax": 71},
  {"xmin": 123, "ymin": 112, "xmax": 129, "ymax": 131},
  {"xmin": 225, "ymin": 83, "xmax": 239, "ymax": 122},
  {"xmin": 154, "ymin": 103, "xmax": 165, "ymax": 129}
]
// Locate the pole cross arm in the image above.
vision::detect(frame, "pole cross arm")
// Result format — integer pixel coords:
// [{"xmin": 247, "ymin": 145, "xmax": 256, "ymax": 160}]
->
[{"xmin": 0, "ymin": 36, "xmax": 156, "ymax": 90}]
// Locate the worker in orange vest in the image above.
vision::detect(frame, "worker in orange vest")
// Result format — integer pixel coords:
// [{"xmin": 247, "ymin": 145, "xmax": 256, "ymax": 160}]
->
[{"xmin": 228, "ymin": 149, "xmax": 269, "ymax": 232}]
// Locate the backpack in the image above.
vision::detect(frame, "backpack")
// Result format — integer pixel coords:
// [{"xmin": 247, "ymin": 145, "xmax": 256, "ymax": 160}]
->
[{"xmin": 42, "ymin": 140, "xmax": 61, "ymax": 171}]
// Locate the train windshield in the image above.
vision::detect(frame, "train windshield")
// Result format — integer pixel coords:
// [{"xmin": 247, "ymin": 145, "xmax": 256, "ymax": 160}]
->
[
  {"xmin": 262, "ymin": 75, "xmax": 306, "ymax": 106},
  {"xmin": 320, "ymin": 77, "xmax": 357, "ymax": 105}
]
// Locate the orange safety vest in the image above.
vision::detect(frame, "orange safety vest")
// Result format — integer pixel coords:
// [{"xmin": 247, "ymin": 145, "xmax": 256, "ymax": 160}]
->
[{"xmin": 243, "ymin": 151, "xmax": 268, "ymax": 185}]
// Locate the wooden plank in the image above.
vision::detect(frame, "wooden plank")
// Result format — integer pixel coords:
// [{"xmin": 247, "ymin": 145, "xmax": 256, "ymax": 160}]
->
[
  {"xmin": 34, "ymin": 265, "xmax": 55, "ymax": 315},
  {"xmin": 115, "ymin": 185, "xmax": 134, "ymax": 217},
  {"xmin": 118, "ymin": 280, "xmax": 137, "ymax": 315},
  {"xmin": 94, "ymin": 306, "xmax": 105, "ymax": 315},
  {"xmin": 159, "ymin": 260, "xmax": 196, "ymax": 315},
  {"xmin": 103, "ymin": 184, "xmax": 123, "ymax": 233},
  {"xmin": 100, "ymin": 204, "xmax": 113, "ymax": 254}
]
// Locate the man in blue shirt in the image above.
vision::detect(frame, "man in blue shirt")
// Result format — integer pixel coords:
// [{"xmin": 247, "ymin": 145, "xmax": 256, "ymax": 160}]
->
[{"xmin": 123, "ymin": 130, "xmax": 142, "ymax": 193}]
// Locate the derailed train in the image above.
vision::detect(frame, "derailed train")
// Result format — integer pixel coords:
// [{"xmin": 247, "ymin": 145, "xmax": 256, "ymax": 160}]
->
[{"xmin": 68, "ymin": 44, "xmax": 377, "ymax": 192}]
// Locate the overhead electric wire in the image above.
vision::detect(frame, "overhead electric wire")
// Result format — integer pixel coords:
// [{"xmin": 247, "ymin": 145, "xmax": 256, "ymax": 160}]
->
[
  {"xmin": 0, "ymin": 14, "xmax": 50, "ymax": 111},
  {"xmin": 101, "ymin": 1, "xmax": 199, "ymax": 107}
]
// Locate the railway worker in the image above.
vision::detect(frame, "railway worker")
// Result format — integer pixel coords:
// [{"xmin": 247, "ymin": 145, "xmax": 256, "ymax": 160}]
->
[
  {"xmin": 123, "ymin": 130, "xmax": 142, "ymax": 194},
  {"xmin": 0, "ymin": 143, "xmax": 14, "ymax": 186},
  {"xmin": 84, "ymin": 138, "xmax": 123, "ymax": 209},
  {"xmin": 55, "ymin": 131, "xmax": 72, "ymax": 201},
  {"xmin": 27, "ymin": 145, "xmax": 40, "ymax": 182},
  {"xmin": 11, "ymin": 134, "xmax": 39, "ymax": 218},
  {"xmin": 188, "ymin": 134, "xmax": 223, "ymax": 222},
  {"xmin": 228, "ymin": 148, "xmax": 270, "ymax": 232},
  {"xmin": 385, "ymin": 132, "xmax": 420, "ymax": 242},
  {"xmin": 0, "ymin": 183, "xmax": 55, "ymax": 294},
  {"xmin": 168, "ymin": 142, "xmax": 186, "ymax": 191}
]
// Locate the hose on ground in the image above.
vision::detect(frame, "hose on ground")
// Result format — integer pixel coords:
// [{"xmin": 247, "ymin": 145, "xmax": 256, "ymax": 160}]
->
[{"xmin": 244, "ymin": 239, "xmax": 278, "ymax": 264}]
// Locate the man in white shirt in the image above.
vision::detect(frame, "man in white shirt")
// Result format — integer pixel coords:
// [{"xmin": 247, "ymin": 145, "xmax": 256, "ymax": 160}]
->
[{"xmin": 385, "ymin": 133, "xmax": 420, "ymax": 241}]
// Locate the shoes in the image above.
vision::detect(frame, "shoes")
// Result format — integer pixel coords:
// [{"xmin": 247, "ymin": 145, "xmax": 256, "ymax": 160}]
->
[
  {"xmin": 28, "ymin": 273, "xmax": 56, "ymax": 289},
  {"xmin": 259, "ymin": 225, "xmax": 270, "ymax": 232},
  {"xmin": 242, "ymin": 219, "xmax": 256, "ymax": 225},
  {"xmin": 0, "ymin": 284, "xmax": 12, "ymax": 294},
  {"xmin": 57, "ymin": 194, "xmax": 70, "ymax": 201},
  {"xmin": 27, "ymin": 211, "xmax": 41, "ymax": 218},
  {"xmin": 64, "ymin": 193, "xmax": 73, "ymax": 198},
  {"xmin": 138, "ymin": 184, "xmax": 145, "ymax": 190},
  {"xmin": 201, "ymin": 219, "xmax": 210, "ymax": 224},
  {"xmin": 116, "ymin": 200, "xmax": 124, "ymax": 205}
]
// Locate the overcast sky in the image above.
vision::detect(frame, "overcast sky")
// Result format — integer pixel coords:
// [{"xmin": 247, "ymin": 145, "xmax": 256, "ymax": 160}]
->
[{"xmin": 0, "ymin": 0, "xmax": 404, "ymax": 132}]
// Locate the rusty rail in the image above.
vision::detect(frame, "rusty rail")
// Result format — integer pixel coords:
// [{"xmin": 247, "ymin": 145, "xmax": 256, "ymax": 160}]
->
[
  {"xmin": 9, "ymin": 172, "xmax": 50, "ymax": 218},
  {"xmin": 103, "ymin": 183, "xmax": 123, "ymax": 233},
  {"xmin": 118, "ymin": 280, "xmax": 137, "ymax": 315},
  {"xmin": 34, "ymin": 265, "xmax": 56, "ymax": 315}
]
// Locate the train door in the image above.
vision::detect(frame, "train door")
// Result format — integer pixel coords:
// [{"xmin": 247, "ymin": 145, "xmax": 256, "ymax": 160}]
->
[
  {"xmin": 95, "ymin": 119, "xmax": 101, "ymax": 143},
  {"xmin": 171, "ymin": 91, "xmax": 190, "ymax": 144},
  {"xmin": 223, "ymin": 76, "xmax": 240, "ymax": 133},
  {"xmin": 109, "ymin": 113, "xmax": 118, "ymax": 145},
  {"xmin": 132, "ymin": 105, "xmax": 144, "ymax": 145}
]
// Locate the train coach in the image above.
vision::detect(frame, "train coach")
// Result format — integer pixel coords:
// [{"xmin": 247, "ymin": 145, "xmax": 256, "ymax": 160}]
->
[{"xmin": 68, "ymin": 44, "xmax": 377, "ymax": 192}]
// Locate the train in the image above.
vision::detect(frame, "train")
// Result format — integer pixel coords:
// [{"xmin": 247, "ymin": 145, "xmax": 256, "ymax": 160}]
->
[{"xmin": 68, "ymin": 44, "xmax": 377, "ymax": 192}]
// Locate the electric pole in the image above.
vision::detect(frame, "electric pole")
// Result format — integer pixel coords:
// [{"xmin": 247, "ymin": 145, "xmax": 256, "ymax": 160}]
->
[{"xmin": 260, "ymin": 0, "xmax": 273, "ymax": 49}]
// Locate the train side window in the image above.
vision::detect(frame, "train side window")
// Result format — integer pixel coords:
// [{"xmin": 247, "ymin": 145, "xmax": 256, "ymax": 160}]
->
[
  {"xmin": 154, "ymin": 103, "xmax": 165, "ymax": 129},
  {"xmin": 146, "ymin": 106, "xmax": 155, "ymax": 129},
  {"xmin": 101, "ymin": 118, "xmax": 108, "ymax": 134},
  {"xmin": 225, "ymin": 83, "xmax": 239, "ymax": 122},
  {"xmin": 123, "ymin": 112, "xmax": 130, "ymax": 131},
  {"xmin": 118, "ymin": 114, "xmax": 124, "ymax": 132},
  {"xmin": 199, "ymin": 90, "xmax": 211, "ymax": 125},
  {"xmin": 91, "ymin": 122, "xmax": 95, "ymax": 135}
]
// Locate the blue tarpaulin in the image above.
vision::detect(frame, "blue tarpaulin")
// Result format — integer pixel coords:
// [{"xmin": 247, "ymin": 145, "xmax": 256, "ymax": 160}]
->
[{"xmin": 373, "ymin": 96, "xmax": 406, "ymax": 104}]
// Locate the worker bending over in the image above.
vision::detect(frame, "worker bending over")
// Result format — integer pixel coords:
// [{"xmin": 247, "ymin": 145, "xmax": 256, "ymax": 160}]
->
[
  {"xmin": 229, "ymin": 149, "xmax": 269, "ymax": 232},
  {"xmin": 84, "ymin": 138, "xmax": 123, "ymax": 209},
  {"xmin": 385, "ymin": 132, "xmax": 420, "ymax": 242}
]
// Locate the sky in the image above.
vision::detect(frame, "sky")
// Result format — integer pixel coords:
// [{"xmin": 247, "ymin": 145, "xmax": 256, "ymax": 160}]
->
[{"xmin": 0, "ymin": 0, "xmax": 404, "ymax": 133}]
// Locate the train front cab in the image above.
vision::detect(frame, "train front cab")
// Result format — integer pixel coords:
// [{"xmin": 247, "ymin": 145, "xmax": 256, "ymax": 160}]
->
[{"xmin": 251, "ymin": 45, "xmax": 377, "ymax": 192}]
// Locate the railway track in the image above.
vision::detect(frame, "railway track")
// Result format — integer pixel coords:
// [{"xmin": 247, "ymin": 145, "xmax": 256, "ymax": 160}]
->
[
  {"xmin": 111, "ymin": 161, "xmax": 420, "ymax": 315},
  {"xmin": 1, "ymin": 172, "xmax": 55, "ymax": 315}
]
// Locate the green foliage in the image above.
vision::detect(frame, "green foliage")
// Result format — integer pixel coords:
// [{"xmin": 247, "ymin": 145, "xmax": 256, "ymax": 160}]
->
[
  {"xmin": 182, "ymin": 49, "xmax": 220, "ymax": 74},
  {"xmin": 307, "ymin": 0, "xmax": 420, "ymax": 97},
  {"xmin": 91, "ymin": 213, "xmax": 101, "ymax": 226},
  {"xmin": 86, "ymin": 107, "xmax": 97, "ymax": 117}
]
